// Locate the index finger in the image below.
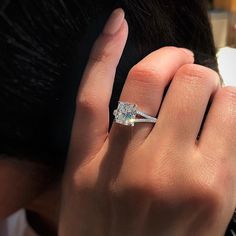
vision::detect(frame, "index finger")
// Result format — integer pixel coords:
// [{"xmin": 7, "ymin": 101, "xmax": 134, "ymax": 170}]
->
[{"xmin": 70, "ymin": 9, "xmax": 128, "ymax": 161}]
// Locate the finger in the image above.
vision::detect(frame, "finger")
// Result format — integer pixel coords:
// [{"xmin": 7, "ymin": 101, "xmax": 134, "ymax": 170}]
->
[
  {"xmin": 111, "ymin": 47, "xmax": 194, "ymax": 145},
  {"xmin": 198, "ymin": 86, "xmax": 236, "ymax": 160},
  {"xmin": 152, "ymin": 64, "xmax": 220, "ymax": 146},
  {"xmin": 70, "ymin": 9, "xmax": 128, "ymax": 160}
]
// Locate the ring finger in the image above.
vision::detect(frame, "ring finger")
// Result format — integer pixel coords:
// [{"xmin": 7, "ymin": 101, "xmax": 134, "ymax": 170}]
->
[{"xmin": 111, "ymin": 47, "xmax": 194, "ymax": 145}]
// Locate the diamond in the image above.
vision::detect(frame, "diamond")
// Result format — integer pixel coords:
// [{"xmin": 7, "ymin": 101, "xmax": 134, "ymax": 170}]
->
[{"xmin": 113, "ymin": 102, "xmax": 137, "ymax": 126}]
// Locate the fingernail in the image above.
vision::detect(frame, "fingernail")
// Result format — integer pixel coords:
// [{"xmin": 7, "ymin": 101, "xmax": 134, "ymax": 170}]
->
[
  {"xmin": 179, "ymin": 48, "xmax": 194, "ymax": 57},
  {"xmin": 103, "ymin": 8, "xmax": 125, "ymax": 35}
]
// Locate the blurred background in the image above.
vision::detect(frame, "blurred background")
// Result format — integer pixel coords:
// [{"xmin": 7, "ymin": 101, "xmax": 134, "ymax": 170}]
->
[{"xmin": 208, "ymin": 0, "xmax": 236, "ymax": 86}]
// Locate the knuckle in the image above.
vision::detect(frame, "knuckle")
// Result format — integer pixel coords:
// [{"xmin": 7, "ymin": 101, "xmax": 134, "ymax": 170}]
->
[
  {"xmin": 76, "ymin": 94, "xmax": 103, "ymax": 115},
  {"xmin": 128, "ymin": 64, "xmax": 165, "ymax": 88},
  {"xmin": 175, "ymin": 64, "xmax": 220, "ymax": 88},
  {"xmin": 89, "ymin": 37, "xmax": 111, "ymax": 64},
  {"xmin": 68, "ymin": 164, "xmax": 98, "ymax": 193},
  {"xmin": 110, "ymin": 173, "xmax": 157, "ymax": 199},
  {"xmin": 110, "ymin": 167, "xmax": 226, "ymax": 215},
  {"xmin": 158, "ymin": 46, "xmax": 193, "ymax": 59},
  {"xmin": 216, "ymin": 87, "xmax": 236, "ymax": 126},
  {"xmin": 76, "ymin": 95, "xmax": 96, "ymax": 112},
  {"xmin": 191, "ymin": 167, "xmax": 228, "ymax": 212},
  {"xmin": 219, "ymin": 86, "xmax": 236, "ymax": 106},
  {"xmin": 111, "ymin": 167, "xmax": 181, "ymax": 202},
  {"xmin": 195, "ymin": 182, "xmax": 224, "ymax": 212},
  {"xmin": 89, "ymin": 50, "xmax": 111, "ymax": 65}
]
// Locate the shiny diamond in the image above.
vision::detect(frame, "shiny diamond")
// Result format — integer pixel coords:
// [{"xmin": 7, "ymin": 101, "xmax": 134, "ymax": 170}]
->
[{"xmin": 113, "ymin": 102, "xmax": 137, "ymax": 126}]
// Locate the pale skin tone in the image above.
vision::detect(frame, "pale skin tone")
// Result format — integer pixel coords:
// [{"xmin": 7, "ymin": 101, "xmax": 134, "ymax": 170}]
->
[
  {"xmin": 0, "ymin": 8, "xmax": 236, "ymax": 236},
  {"xmin": 59, "ymin": 8, "xmax": 236, "ymax": 236}
]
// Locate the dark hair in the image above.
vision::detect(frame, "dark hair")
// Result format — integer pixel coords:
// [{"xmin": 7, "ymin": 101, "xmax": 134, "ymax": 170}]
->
[{"xmin": 0, "ymin": 0, "xmax": 217, "ymax": 167}]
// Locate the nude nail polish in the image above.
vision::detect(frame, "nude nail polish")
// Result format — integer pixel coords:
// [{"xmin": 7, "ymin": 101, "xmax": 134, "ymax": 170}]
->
[{"xmin": 103, "ymin": 8, "xmax": 125, "ymax": 35}]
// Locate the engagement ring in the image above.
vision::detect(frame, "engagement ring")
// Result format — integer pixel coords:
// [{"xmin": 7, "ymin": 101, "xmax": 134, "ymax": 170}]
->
[{"xmin": 113, "ymin": 102, "xmax": 157, "ymax": 127}]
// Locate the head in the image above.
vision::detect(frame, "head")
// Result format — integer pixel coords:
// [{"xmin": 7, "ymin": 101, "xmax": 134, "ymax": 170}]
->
[{"xmin": 0, "ymin": 0, "xmax": 217, "ymax": 219}]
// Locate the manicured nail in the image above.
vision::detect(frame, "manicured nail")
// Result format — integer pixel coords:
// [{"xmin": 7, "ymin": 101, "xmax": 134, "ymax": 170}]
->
[
  {"xmin": 103, "ymin": 8, "xmax": 125, "ymax": 35},
  {"xmin": 179, "ymin": 48, "xmax": 194, "ymax": 57}
]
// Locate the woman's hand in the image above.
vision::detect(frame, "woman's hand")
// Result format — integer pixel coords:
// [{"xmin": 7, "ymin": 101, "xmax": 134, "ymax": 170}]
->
[{"xmin": 59, "ymin": 8, "xmax": 236, "ymax": 236}]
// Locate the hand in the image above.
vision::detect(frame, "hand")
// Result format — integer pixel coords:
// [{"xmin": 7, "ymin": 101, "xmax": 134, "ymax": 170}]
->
[{"xmin": 59, "ymin": 8, "xmax": 236, "ymax": 236}]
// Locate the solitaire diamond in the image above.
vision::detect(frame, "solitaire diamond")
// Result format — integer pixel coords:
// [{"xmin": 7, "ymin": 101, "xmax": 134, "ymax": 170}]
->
[
  {"xmin": 113, "ymin": 102, "xmax": 137, "ymax": 126},
  {"xmin": 113, "ymin": 101, "xmax": 157, "ymax": 127}
]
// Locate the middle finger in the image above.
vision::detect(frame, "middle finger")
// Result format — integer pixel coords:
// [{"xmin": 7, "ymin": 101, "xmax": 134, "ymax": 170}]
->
[{"xmin": 151, "ymin": 64, "xmax": 220, "ymax": 146}]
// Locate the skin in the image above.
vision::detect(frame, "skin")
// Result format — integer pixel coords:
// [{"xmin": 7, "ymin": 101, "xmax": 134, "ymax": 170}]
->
[
  {"xmin": 0, "ymin": 158, "xmax": 48, "ymax": 219},
  {"xmin": 0, "ymin": 158, "xmax": 59, "ymax": 234},
  {"xmin": 59, "ymin": 8, "xmax": 236, "ymax": 236},
  {"xmin": 1, "ymin": 8, "xmax": 236, "ymax": 236}
]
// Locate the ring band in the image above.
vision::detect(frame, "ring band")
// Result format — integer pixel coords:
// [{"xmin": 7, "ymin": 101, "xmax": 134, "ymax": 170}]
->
[{"xmin": 113, "ymin": 102, "xmax": 157, "ymax": 127}]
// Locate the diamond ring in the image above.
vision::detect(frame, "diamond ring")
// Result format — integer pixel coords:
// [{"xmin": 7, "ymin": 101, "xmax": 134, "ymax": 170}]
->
[{"xmin": 113, "ymin": 102, "xmax": 157, "ymax": 127}]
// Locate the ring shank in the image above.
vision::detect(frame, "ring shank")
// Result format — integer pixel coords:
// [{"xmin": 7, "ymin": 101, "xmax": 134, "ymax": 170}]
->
[
  {"xmin": 134, "ymin": 118, "xmax": 157, "ymax": 123},
  {"xmin": 136, "ymin": 110, "xmax": 157, "ymax": 123}
]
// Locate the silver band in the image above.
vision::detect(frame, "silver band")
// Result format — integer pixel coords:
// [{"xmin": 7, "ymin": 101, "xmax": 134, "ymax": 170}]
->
[
  {"xmin": 113, "ymin": 102, "xmax": 157, "ymax": 126},
  {"xmin": 136, "ymin": 111, "xmax": 157, "ymax": 123}
]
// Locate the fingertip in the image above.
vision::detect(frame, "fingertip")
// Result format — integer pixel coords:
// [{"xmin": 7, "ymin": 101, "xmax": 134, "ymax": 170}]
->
[
  {"xmin": 122, "ymin": 18, "xmax": 129, "ymax": 32},
  {"xmin": 117, "ymin": 18, "xmax": 129, "ymax": 40},
  {"xmin": 103, "ymin": 8, "xmax": 125, "ymax": 36}
]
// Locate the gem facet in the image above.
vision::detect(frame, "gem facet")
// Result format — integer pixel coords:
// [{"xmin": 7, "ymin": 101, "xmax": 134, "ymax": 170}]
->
[{"xmin": 113, "ymin": 102, "xmax": 137, "ymax": 126}]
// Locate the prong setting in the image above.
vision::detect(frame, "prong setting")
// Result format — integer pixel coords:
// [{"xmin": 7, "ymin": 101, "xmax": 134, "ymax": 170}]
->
[
  {"xmin": 113, "ymin": 101, "xmax": 157, "ymax": 126},
  {"xmin": 113, "ymin": 102, "xmax": 137, "ymax": 126}
]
